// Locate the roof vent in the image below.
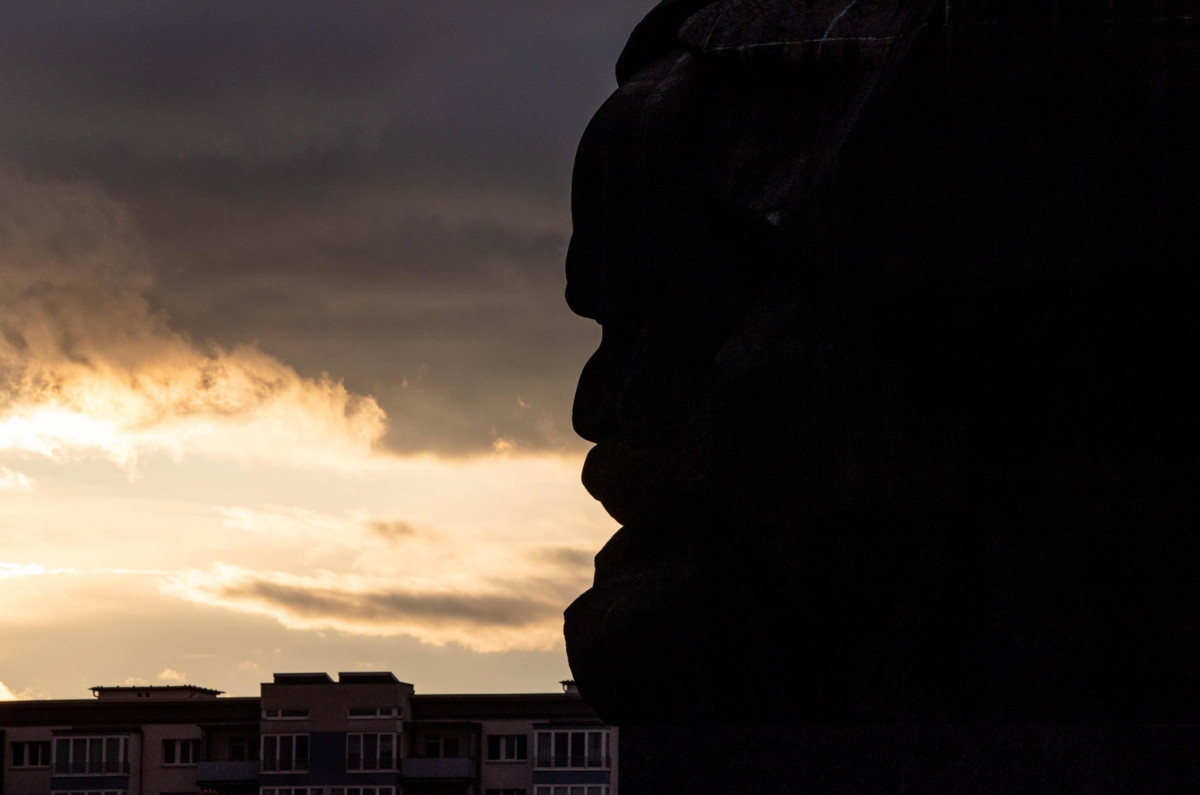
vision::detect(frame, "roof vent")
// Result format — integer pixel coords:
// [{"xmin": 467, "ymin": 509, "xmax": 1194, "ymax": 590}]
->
[
  {"xmin": 337, "ymin": 672, "xmax": 401, "ymax": 685},
  {"xmin": 272, "ymin": 673, "xmax": 335, "ymax": 685}
]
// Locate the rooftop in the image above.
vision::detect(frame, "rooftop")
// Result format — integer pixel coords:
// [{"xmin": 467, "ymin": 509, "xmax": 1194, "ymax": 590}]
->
[{"xmin": 90, "ymin": 685, "xmax": 224, "ymax": 700}]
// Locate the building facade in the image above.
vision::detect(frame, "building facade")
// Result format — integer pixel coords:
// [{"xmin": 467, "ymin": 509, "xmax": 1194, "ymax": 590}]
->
[{"xmin": 0, "ymin": 674, "xmax": 616, "ymax": 795}]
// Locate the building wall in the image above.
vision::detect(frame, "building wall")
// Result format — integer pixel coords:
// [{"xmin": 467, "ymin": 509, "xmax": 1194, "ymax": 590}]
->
[
  {"xmin": 1, "ymin": 675, "xmax": 615, "ymax": 795},
  {"xmin": 3, "ymin": 726, "xmax": 54, "ymax": 795},
  {"xmin": 141, "ymin": 723, "xmax": 202, "ymax": 795}
]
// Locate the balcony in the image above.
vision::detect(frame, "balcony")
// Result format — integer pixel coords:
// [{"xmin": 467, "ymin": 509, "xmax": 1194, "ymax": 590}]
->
[
  {"xmin": 400, "ymin": 758, "xmax": 476, "ymax": 780},
  {"xmin": 197, "ymin": 761, "xmax": 261, "ymax": 782}
]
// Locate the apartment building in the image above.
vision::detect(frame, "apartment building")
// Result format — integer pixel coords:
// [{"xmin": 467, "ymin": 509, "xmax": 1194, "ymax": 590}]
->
[{"xmin": 0, "ymin": 673, "xmax": 616, "ymax": 795}]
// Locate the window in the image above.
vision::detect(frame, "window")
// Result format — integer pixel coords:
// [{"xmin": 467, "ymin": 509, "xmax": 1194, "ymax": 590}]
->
[
  {"xmin": 486, "ymin": 735, "xmax": 527, "ymax": 762},
  {"xmin": 52, "ymin": 790, "xmax": 127, "ymax": 795},
  {"xmin": 229, "ymin": 737, "xmax": 259, "ymax": 762},
  {"xmin": 12, "ymin": 741, "xmax": 52, "ymax": 767},
  {"xmin": 261, "ymin": 735, "xmax": 309, "ymax": 772},
  {"xmin": 534, "ymin": 731, "xmax": 609, "ymax": 769},
  {"xmin": 163, "ymin": 740, "xmax": 200, "ymax": 766},
  {"xmin": 53, "ymin": 737, "xmax": 129, "ymax": 775},
  {"xmin": 419, "ymin": 733, "xmax": 459, "ymax": 759},
  {"xmin": 330, "ymin": 788, "xmax": 395, "ymax": 795},
  {"xmin": 261, "ymin": 709, "xmax": 308, "ymax": 720},
  {"xmin": 345, "ymin": 734, "xmax": 397, "ymax": 771},
  {"xmin": 534, "ymin": 788, "xmax": 606, "ymax": 795},
  {"xmin": 348, "ymin": 707, "xmax": 398, "ymax": 719},
  {"xmin": 260, "ymin": 789, "xmax": 323, "ymax": 795},
  {"xmin": 486, "ymin": 790, "xmax": 526, "ymax": 795}
]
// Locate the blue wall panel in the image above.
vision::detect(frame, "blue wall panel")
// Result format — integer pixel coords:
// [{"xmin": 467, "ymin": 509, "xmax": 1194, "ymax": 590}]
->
[{"xmin": 50, "ymin": 776, "xmax": 130, "ymax": 790}]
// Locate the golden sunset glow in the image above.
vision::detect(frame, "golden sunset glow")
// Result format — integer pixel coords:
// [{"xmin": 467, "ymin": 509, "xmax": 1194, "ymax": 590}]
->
[
  {"xmin": 0, "ymin": 178, "xmax": 612, "ymax": 694},
  {"xmin": 0, "ymin": 1, "xmax": 645, "ymax": 701}
]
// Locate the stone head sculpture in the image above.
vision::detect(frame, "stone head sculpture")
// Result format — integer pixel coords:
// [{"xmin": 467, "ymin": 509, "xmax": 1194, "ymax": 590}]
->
[{"xmin": 564, "ymin": 0, "xmax": 1200, "ymax": 725}]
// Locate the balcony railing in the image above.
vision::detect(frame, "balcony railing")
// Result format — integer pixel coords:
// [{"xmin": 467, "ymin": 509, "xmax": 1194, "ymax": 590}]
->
[
  {"xmin": 260, "ymin": 759, "xmax": 309, "ymax": 772},
  {"xmin": 400, "ymin": 757, "xmax": 476, "ymax": 780},
  {"xmin": 54, "ymin": 760, "xmax": 130, "ymax": 775},
  {"xmin": 197, "ymin": 760, "xmax": 261, "ymax": 782},
  {"xmin": 535, "ymin": 755, "xmax": 611, "ymax": 769}
]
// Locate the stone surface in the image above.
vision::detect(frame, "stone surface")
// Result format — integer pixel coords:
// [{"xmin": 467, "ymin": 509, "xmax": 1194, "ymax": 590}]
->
[{"xmin": 565, "ymin": 0, "xmax": 1200, "ymax": 727}]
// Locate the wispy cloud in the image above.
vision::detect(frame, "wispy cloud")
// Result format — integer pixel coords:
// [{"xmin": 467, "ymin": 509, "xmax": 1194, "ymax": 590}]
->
[
  {"xmin": 0, "ymin": 177, "xmax": 386, "ymax": 473},
  {"xmin": 366, "ymin": 519, "xmax": 418, "ymax": 543},
  {"xmin": 0, "ymin": 466, "xmax": 33, "ymax": 492},
  {"xmin": 532, "ymin": 546, "xmax": 594, "ymax": 570},
  {"xmin": 0, "ymin": 561, "xmax": 74, "ymax": 579},
  {"xmin": 160, "ymin": 564, "xmax": 575, "ymax": 652},
  {"xmin": 157, "ymin": 668, "xmax": 187, "ymax": 683}
]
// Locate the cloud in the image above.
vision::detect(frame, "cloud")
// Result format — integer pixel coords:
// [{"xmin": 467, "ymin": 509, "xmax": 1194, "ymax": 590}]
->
[
  {"xmin": 0, "ymin": 177, "xmax": 387, "ymax": 472},
  {"xmin": 0, "ymin": 561, "xmax": 74, "ymax": 579},
  {"xmin": 0, "ymin": 466, "xmax": 33, "ymax": 492},
  {"xmin": 367, "ymin": 519, "xmax": 417, "ymax": 543},
  {"xmin": 0, "ymin": 681, "xmax": 49, "ymax": 701},
  {"xmin": 0, "ymin": 0, "xmax": 640, "ymax": 457},
  {"xmin": 157, "ymin": 668, "xmax": 187, "ymax": 683},
  {"xmin": 161, "ymin": 564, "xmax": 572, "ymax": 652},
  {"xmin": 532, "ymin": 547, "xmax": 594, "ymax": 570}
]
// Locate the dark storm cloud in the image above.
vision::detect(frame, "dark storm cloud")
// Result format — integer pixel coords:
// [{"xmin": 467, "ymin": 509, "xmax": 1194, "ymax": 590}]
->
[
  {"xmin": 0, "ymin": 0, "xmax": 648, "ymax": 201},
  {"xmin": 0, "ymin": 0, "xmax": 651, "ymax": 454},
  {"xmin": 222, "ymin": 579, "xmax": 559, "ymax": 629}
]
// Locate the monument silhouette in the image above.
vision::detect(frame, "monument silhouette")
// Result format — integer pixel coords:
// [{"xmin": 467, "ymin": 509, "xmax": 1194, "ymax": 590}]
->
[{"xmin": 564, "ymin": 1, "xmax": 1199, "ymax": 789}]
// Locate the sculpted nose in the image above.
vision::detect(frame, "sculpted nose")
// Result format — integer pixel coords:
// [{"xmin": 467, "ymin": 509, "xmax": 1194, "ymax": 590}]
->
[{"xmin": 565, "ymin": 233, "xmax": 601, "ymax": 321}]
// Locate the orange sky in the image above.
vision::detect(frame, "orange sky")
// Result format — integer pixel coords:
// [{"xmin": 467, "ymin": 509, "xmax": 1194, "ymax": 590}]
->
[{"xmin": 0, "ymin": 0, "xmax": 649, "ymax": 699}]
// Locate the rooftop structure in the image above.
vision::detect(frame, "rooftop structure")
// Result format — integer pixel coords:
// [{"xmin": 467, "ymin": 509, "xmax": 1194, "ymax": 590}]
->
[{"xmin": 90, "ymin": 685, "xmax": 224, "ymax": 700}]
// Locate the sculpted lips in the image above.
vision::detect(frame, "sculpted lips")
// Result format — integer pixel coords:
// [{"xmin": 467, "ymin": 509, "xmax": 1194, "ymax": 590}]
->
[{"xmin": 580, "ymin": 438, "xmax": 635, "ymax": 525}]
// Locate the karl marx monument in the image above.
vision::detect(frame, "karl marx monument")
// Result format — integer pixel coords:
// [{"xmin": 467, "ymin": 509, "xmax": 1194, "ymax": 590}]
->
[{"xmin": 564, "ymin": 0, "xmax": 1198, "ymax": 786}]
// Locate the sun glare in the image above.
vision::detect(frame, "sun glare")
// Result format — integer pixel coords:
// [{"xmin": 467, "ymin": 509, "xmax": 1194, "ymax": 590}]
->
[{"xmin": 0, "ymin": 407, "xmax": 129, "ymax": 464}]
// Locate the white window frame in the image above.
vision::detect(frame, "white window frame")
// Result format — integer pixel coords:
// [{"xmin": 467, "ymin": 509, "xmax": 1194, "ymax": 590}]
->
[
  {"xmin": 53, "ymin": 736, "xmax": 129, "ymax": 775},
  {"xmin": 347, "ymin": 707, "xmax": 399, "ymax": 719},
  {"xmin": 260, "ymin": 788, "xmax": 324, "ymax": 795},
  {"xmin": 12, "ymin": 740, "xmax": 52, "ymax": 768},
  {"xmin": 261, "ymin": 709, "xmax": 309, "ymax": 720},
  {"xmin": 52, "ymin": 790, "xmax": 127, "ymax": 795},
  {"xmin": 486, "ymin": 734, "xmax": 528, "ymax": 762},
  {"xmin": 260, "ymin": 734, "xmax": 309, "ymax": 772},
  {"xmin": 533, "ymin": 730, "xmax": 609, "ymax": 770},
  {"xmin": 329, "ymin": 788, "xmax": 396, "ymax": 795},
  {"xmin": 345, "ymin": 733, "xmax": 398, "ymax": 771},
  {"xmin": 534, "ymin": 787, "xmax": 607, "ymax": 795},
  {"xmin": 162, "ymin": 739, "xmax": 200, "ymax": 766}
]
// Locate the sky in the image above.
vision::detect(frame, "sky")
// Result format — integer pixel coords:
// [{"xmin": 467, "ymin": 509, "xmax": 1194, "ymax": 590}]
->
[{"xmin": 0, "ymin": 0, "xmax": 652, "ymax": 700}]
